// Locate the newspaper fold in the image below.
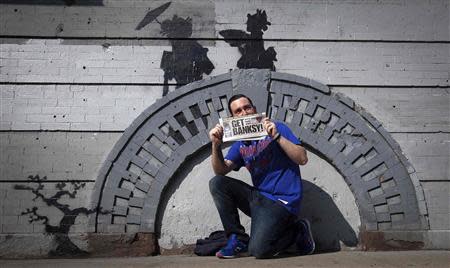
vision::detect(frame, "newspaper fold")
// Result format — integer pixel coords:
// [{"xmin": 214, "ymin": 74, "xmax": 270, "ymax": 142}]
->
[{"xmin": 219, "ymin": 113, "xmax": 267, "ymax": 142}]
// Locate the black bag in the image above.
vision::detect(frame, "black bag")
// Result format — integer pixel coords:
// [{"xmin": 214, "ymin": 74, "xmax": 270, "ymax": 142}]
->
[{"xmin": 194, "ymin": 230, "xmax": 228, "ymax": 256}]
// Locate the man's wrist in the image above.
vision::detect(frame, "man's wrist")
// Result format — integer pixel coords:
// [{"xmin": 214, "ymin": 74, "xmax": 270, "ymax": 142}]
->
[
  {"xmin": 273, "ymin": 133, "xmax": 281, "ymax": 142},
  {"xmin": 212, "ymin": 142, "xmax": 222, "ymax": 149}
]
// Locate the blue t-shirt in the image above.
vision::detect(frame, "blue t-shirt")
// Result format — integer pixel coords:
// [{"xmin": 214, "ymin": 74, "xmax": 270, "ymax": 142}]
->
[{"xmin": 225, "ymin": 121, "xmax": 303, "ymax": 215}]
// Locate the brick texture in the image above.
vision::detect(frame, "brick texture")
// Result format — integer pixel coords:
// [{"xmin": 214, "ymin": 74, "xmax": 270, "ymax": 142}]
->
[
  {"xmin": 1, "ymin": 41, "xmax": 448, "ymax": 86},
  {"xmin": 0, "ymin": 0, "xmax": 448, "ymax": 256}
]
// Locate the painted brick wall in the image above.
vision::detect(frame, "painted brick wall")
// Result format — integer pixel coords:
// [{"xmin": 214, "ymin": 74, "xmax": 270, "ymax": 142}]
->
[
  {"xmin": 0, "ymin": 0, "xmax": 449, "ymax": 257},
  {"xmin": 1, "ymin": 41, "xmax": 448, "ymax": 85}
]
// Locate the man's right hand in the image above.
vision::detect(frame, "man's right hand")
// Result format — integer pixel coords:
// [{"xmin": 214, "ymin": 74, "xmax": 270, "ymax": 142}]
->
[
  {"xmin": 209, "ymin": 124, "xmax": 224, "ymax": 146},
  {"xmin": 210, "ymin": 123, "xmax": 235, "ymax": 175}
]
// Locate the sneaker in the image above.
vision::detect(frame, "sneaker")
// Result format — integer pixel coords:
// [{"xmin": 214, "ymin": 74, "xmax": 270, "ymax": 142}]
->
[
  {"xmin": 296, "ymin": 219, "xmax": 315, "ymax": 255},
  {"xmin": 216, "ymin": 234, "xmax": 248, "ymax": 259}
]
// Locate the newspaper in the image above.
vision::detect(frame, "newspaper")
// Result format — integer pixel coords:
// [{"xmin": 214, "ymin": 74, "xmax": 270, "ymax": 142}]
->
[{"xmin": 219, "ymin": 113, "xmax": 267, "ymax": 142}]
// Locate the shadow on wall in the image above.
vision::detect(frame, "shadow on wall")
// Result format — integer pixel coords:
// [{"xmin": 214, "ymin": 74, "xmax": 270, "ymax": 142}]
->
[
  {"xmin": 300, "ymin": 181, "xmax": 359, "ymax": 252},
  {"xmin": 156, "ymin": 145, "xmax": 358, "ymax": 253}
]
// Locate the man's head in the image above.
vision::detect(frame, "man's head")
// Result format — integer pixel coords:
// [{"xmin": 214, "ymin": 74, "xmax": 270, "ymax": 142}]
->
[{"xmin": 228, "ymin": 94, "xmax": 256, "ymax": 117}]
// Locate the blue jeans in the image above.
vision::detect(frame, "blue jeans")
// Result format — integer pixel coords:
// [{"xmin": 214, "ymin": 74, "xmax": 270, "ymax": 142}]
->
[{"xmin": 209, "ymin": 175, "xmax": 298, "ymax": 259}]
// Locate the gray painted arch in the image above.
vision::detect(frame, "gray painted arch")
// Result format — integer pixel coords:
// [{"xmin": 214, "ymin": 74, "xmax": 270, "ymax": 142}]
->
[{"xmin": 91, "ymin": 69, "xmax": 428, "ymax": 235}]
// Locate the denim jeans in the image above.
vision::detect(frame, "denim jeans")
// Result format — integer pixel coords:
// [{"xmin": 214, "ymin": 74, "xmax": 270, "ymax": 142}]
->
[{"xmin": 209, "ymin": 175, "xmax": 298, "ymax": 258}]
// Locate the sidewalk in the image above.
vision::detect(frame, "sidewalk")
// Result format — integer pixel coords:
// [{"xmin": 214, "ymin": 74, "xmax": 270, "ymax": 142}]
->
[{"xmin": 1, "ymin": 251, "xmax": 449, "ymax": 268}]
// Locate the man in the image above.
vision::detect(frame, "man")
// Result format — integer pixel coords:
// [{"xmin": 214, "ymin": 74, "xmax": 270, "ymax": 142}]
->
[{"xmin": 208, "ymin": 94, "xmax": 315, "ymax": 259}]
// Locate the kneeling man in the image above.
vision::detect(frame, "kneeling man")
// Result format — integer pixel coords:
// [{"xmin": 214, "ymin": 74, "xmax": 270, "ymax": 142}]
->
[{"xmin": 209, "ymin": 94, "xmax": 315, "ymax": 259}]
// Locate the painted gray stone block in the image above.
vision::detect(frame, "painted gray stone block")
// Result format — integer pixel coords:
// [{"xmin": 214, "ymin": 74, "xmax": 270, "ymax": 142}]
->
[
  {"xmin": 127, "ymin": 214, "xmax": 141, "ymax": 225},
  {"xmin": 129, "ymin": 197, "xmax": 145, "ymax": 208},
  {"xmin": 335, "ymin": 92, "xmax": 355, "ymax": 109},
  {"xmin": 112, "ymin": 206, "xmax": 128, "ymax": 216},
  {"xmin": 97, "ymin": 214, "xmax": 112, "ymax": 225},
  {"xmin": 114, "ymin": 188, "xmax": 132, "ymax": 199},
  {"xmin": 135, "ymin": 181, "xmax": 151, "ymax": 193}
]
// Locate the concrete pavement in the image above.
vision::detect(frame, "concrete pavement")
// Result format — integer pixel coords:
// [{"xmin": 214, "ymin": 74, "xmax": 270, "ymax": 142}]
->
[{"xmin": 1, "ymin": 251, "xmax": 449, "ymax": 268}]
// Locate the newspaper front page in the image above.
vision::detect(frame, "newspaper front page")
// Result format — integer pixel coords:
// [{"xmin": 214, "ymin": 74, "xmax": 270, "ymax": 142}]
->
[{"xmin": 219, "ymin": 113, "xmax": 267, "ymax": 142}]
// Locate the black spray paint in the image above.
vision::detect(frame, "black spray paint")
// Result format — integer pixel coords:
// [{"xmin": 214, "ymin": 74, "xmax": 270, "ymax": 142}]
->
[
  {"xmin": 220, "ymin": 9, "xmax": 277, "ymax": 71},
  {"xmin": 159, "ymin": 15, "xmax": 214, "ymax": 96},
  {"xmin": 136, "ymin": 2, "xmax": 214, "ymax": 96},
  {"xmin": 15, "ymin": 175, "xmax": 108, "ymax": 257}
]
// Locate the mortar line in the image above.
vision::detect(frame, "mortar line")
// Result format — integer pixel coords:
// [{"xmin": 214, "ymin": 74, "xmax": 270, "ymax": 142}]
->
[
  {"xmin": 1, "ymin": 35, "xmax": 449, "ymax": 44},
  {"xmin": 0, "ymin": 82, "xmax": 448, "ymax": 89}
]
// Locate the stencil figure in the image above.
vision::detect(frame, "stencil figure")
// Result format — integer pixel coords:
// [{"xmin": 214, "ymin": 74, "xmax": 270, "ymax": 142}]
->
[
  {"xmin": 159, "ymin": 15, "xmax": 215, "ymax": 96},
  {"xmin": 15, "ymin": 175, "xmax": 108, "ymax": 257},
  {"xmin": 136, "ymin": 2, "xmax": 214, "ymax": 96},
  {"xmin": 220, "ymin": 9, "xmax": 277, "ymax": 71}
]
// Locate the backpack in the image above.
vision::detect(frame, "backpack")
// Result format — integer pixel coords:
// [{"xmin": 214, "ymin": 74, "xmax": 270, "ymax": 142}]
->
[{"xmin": 194, "ymin": 230, "xmax": 227, "ymax": 256}]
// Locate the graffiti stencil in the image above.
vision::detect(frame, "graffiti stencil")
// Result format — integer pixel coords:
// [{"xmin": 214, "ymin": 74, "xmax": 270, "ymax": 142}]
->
[
  {"xmin": 136, "ymin": 2, "xmax": 215, "ymax": 96},
  {"xmin": 15, "ymin": 175, "xmax": 108, "ymax": 257},
  {"xmin": 220, "ymin": 9, "xmax": 277, "ymax": 70}
]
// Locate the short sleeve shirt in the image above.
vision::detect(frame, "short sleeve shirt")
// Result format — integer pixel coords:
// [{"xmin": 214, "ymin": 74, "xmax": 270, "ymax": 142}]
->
[{"xmin": 225, "ymin": 121, "xmax": 303, "ymax": 215}]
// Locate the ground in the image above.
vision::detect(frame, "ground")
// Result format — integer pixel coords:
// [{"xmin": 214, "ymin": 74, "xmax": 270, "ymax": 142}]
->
[{"xmin": 1, "ymin": 251, "xmax": 448, "ymax": 268}]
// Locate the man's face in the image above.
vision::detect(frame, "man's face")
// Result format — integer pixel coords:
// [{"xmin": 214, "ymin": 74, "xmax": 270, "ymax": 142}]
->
[{"xmin": 230, "ymin": 97, "xmax": 256, "ymax": 117}]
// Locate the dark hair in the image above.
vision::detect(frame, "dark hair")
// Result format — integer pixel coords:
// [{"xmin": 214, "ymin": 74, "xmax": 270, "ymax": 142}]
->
[{"xmin": 228, "ymin": 94, "xmax": 254, "ymax": 114}]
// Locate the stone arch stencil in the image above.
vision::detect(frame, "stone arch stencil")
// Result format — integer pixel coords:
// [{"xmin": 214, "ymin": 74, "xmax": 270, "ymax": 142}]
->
[{"xmin": 91, "ymin": 69, "xmax": 428, "ymax": 235}]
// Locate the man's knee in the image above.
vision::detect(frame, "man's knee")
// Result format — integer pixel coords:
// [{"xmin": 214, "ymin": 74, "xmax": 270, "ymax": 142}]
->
[
  {"xmin": 209, "ymin": 174, "xmax": 227, "ymax": 194},
  {"xmin": 249, "ymin": 229, "xmax": 280, "ymax": 259},
  {"xmin": 249, "ymin": 244, "xmax": 274, "ymax": 259}
]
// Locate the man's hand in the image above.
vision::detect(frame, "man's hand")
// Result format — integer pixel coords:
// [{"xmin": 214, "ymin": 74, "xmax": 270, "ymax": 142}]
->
[
  {"xmin": 209, "ymin": 124, "xmax": 224, "ymax": 146},
  {"xmin": 209, "ymin": 124, "xmax": 235, "ymax": 175},
  {"xmin": 262, "ymin": 117, "xmax": 278, "ymax": 138},
  {"xmin": 262, "ymin": 117, "xmax": 308, "ymax": 165}
]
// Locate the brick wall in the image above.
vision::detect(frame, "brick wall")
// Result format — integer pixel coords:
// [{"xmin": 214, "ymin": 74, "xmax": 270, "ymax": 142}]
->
[{"xmin": 0, "ymin": 0, "xmax": 448, "ymax": 257}]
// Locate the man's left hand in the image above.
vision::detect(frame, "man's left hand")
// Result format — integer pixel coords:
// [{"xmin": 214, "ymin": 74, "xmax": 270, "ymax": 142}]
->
[{"xmin": 262, "ymin": 117, "xmax": 278, "ymax": 138}]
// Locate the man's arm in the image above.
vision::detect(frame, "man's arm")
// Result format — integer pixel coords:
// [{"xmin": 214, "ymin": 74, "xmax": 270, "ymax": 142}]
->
[
  {"xmin": 209, "ymin": 124, "xmax": 237, "ymax": 175},
  {"xmin": 276, "ymin": 136, "xmax": 308, "ymax": 166},
  {"xmin": 262, "ymin": 118, "xmax": 308, "ymax": 166}
]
